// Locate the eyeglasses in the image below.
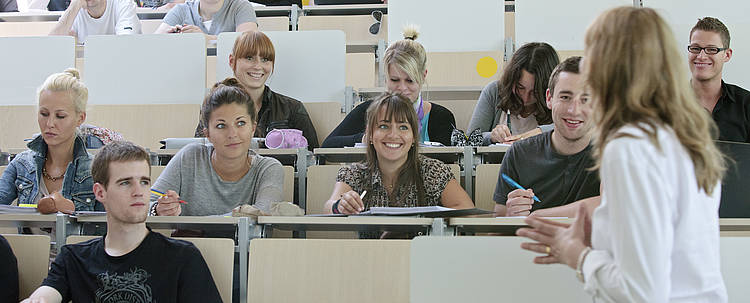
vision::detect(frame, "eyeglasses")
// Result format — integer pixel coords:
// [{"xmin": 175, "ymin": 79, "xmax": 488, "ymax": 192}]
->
[
  {"xmin": 369, "ymin": 10, "xmax": 383, "ymax": 35},
  {"xmin": 687, "ymin": 45, "xmax": 727, "ymax": 55}
]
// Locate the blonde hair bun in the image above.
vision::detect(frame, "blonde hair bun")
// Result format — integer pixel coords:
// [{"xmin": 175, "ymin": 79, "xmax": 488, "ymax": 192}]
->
[
  {"xmin": 63, "ymin": 68, "xmax": 81, "ymax": 80},
  {"xmin": 402, "ymin": 25, "xmax": 420, "ymax": 41}
]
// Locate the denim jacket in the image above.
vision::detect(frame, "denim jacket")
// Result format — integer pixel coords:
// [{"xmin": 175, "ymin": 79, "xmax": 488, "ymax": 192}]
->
[{"xmin": 0, "ymin": 135, "xmax": 102, "ymax": 211}]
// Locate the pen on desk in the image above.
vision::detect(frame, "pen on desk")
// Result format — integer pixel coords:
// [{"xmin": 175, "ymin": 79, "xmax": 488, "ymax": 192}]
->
[
  {"xmin": 501, "ymin": 174, "xmax": 541, "ymax": 203},
  {"xmin": 359, "ymin": 190, "xmax": 367, "ymax": 212},
  {"xmin": 150, "ymin": 189, "xmax": 188, "ymax": 204},
  {"xmin": 18, "ymin": 204, "xmax": 37, "ymax": 208}
]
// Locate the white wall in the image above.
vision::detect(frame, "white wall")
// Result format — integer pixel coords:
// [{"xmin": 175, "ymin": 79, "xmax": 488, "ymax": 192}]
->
[
  {"xmin": 387, "ymin": 0, "xmax": 503, "ymax": 52},
  {"xmin": 515, "ymin": 0, "xmax": 631, "ymax": 51},
  {"xmin": 645, "ymin": 0, "xmax": 750, "ymax": 88}
]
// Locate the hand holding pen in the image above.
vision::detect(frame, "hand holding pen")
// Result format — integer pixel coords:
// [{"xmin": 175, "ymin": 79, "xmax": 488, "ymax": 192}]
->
[
  {"xmin": 502, "ymin": 174, "xmax": 541, "ymax": 217},
  {"xmin": 153, "ymin": 189, "xmax": 186, "ymax": 216},
  {"xmin": 334, "ymin": 190, "xmax": 367, "ymax": 215}
]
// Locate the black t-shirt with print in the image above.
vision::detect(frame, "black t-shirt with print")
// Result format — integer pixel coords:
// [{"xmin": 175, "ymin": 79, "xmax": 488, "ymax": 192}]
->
[{"xmin": 42, "ymin": 230, "xmax": 221, "ymax": 303}]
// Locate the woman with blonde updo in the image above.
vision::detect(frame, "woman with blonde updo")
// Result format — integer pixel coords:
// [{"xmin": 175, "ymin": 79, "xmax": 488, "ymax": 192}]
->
[
  {"xmin": 0, "ymin": 68, "xmax": 102, "ymax": 211},
  {"xmin": 322, "ymin": 26, "xmax": 457, "ymax": 147}
]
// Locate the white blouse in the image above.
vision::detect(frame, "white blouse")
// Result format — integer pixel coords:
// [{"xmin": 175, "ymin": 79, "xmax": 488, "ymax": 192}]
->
[{"xmin": 582, "ymin": 124, "xmax": 727, "ymax": 302}]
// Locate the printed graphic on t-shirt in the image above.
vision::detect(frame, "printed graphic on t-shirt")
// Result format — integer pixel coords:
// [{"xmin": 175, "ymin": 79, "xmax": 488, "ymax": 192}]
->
[{"xmin": 95, "ymin": 268, "xmax": 153, "ymax": 303}]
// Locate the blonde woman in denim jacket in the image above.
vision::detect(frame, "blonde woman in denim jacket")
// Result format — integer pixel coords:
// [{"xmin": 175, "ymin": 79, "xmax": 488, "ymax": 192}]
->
[{"xmin": 0, "ymin": 69, "xmax": 101, "ymax": 211}]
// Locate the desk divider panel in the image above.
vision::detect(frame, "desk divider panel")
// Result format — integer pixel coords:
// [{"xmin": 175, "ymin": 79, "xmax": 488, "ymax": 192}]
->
[
  {"xmin": 303, "ymin": 101, "xmax": 345, "ymax": 146},
  {"xmin": 248, "ymin": 239, "xmax": 410, "ymax": 303},
  {"xmin": 85, "ymin": 104, "xmax": 201, "ymax": 150},
  {"xmin": 0, "ymin": 105, "xmax": 39, "ymax": 149},
  {"xmin": 0, "ymin": 36, "xmax": 75, "ymax": 106},
  {"xmin": 411, "ymin": 236, "xmax": 591, "ymax": 303},
  {"xmin": 258, "ymin": 16, "xmax": 292, "ymax": 32},
  {"xmin": 298, "ymin": 15, "xmax": 388, "ymax": 45},
  {"xmin": 84, "ymin": 34, "xmax": 206, "ymax": 105},
  {"xmin": 720, "ymin": 236, "xmax": 750, "ymax": 302},
  {"xmin": 4, "ymin": 234, "xmax": 51, "ymax": 299},
  {"xmin": 644, "ymin": 0, "xmax": 750, "ymax": 88},
  {"xmin": 0, "ymin": 21, "xmax": 58, "ymax": 37},
  {"xmin": 216, "ymin": 30, "xmax": 346, "ymax": 104},
  {"xmin": 474, "ymin": 164, "xmax": 501, "ymax": 212},
  {"xmin": 425, "ymin": 51, "xmax": 502, "ymax": 87}
]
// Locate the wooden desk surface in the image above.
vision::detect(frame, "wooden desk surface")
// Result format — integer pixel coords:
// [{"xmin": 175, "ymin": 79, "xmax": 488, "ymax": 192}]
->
[
  {"xmin": 0, "ymin": 214, "xmax": 58, "ymax": 228},
  {"xmin": 74, "ymin": 215, "xmax": 249, "ymax": 231},
  {"xmin": 476, "ymin": 145, "xmax": 511, "ymax": 154},
  {"xmin": 449, "ymin": 217, "xmax": 570, "ymax": 234},
  {"xmin": 359, "ymin": 86, "xmax": 483, "ymax": 101},
  {"xmin": 258, "ymin": 215, "xmax": 433, "ymax": 233},
  {"xmin": 450, "ymin": 218, "xmax": 750, "ymax": 234},
  {"xmin": 314, "ymin": 146, "xmax": 464, "ymax": 155},
  {"xmin": 314, "ymin": 146, "xmax": 464, "ymax": 163}
]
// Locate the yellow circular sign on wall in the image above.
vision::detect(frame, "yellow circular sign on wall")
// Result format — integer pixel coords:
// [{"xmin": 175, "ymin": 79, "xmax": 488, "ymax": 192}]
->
[{"xmin": 476, "ymin": 56, "xmax": 498, "ymax": 78}]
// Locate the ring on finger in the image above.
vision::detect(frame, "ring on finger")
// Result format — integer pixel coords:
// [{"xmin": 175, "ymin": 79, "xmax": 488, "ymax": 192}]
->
[{"xmin": 545, "ymin": 246, "xmax": 551, "ymax": 254}]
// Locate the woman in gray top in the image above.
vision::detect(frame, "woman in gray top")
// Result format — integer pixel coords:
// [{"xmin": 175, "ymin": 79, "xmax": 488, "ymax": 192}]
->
[
  {"xmin": 467, "ymin": 42, "xmax": 559, "ymax": 145},
  {"xmin": 152, "ymin": 78, "xmax": 283, "ymax": 216}
]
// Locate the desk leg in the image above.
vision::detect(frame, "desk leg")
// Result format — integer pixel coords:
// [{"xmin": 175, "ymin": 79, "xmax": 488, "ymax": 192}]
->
[
  {"xmin": 463, "ymin": 146, "xmax": 475, "ymax": 201},
  {"xmin": 296, "ymin": 148, "xmax": 309, "ymax": 212},
  {"xmin": 55, "ymin": 214, "xmax": 69, "ymax": 254},
  {"xmin": 429, "ymin": 218, "xmax": 453, "ymax": 236},
  {"xmin": 238, "ymin": 217, "xmax": 249, "ymax": 303}
]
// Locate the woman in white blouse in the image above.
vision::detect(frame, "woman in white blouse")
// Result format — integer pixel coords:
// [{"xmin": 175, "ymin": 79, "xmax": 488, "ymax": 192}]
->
[{"xmin": 516, "ymin": 7, "xmax": 728, "ymax": 302}]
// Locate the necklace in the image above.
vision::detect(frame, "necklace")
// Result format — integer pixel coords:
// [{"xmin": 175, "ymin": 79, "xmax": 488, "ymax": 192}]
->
[{"xmin": 42, "ymin": 166, "xmax": 64, "ymax": 181}]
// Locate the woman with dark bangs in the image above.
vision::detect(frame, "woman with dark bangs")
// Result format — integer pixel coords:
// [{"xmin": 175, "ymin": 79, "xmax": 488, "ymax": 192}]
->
[
  {"xmin": 324, "ymin": 93, "xmax": 473, "ymax": 215},
  {"xmin": 196, "ymin": 31, "xmax": 319, "ymax": 148},
  {"xmin": 468, "ymin": 42, "xmax": 559, "ymax": 145}
]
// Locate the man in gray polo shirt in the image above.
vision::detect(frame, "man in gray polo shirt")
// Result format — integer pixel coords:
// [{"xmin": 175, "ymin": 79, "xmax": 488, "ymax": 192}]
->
[
  {"xmin": 154, "ymin": 0, "xmax": 258, "ymax": 39},
  {"xmin": 494, "ymin": 56, "xmax": 601, "ymax": 217}
]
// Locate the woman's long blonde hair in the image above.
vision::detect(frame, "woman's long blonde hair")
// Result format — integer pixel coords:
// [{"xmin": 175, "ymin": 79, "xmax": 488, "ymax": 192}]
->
[{"xmin": 585, "ymin": 6, "xmax": 725, "ymax": 194}]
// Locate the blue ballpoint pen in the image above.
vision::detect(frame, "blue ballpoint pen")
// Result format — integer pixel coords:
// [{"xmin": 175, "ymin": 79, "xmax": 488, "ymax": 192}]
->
[{"xmin": 501, "ymin": 173, "xmax": 541, "ymax": 203}]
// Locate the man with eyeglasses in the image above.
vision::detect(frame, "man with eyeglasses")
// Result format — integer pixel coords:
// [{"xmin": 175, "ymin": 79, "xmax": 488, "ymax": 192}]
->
[{"xmin": 688, "ymin": 17, "xmax": 750, "ymax": 143}]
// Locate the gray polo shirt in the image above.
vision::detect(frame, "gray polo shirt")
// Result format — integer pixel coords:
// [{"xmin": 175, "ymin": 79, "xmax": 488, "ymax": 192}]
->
[{"xmin": 163, "ymin": 0, "xmax": 257, "ymax": 35}]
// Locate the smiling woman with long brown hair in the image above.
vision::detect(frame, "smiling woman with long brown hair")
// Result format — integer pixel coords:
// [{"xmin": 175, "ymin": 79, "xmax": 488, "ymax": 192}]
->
[{"xmin": 324, "ymin": 93, "xmax": 473, "ymax": 215}]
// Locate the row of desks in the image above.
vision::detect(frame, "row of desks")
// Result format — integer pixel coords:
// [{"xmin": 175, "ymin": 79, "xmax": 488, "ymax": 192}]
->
[
  {"xmin": 6, "ymin": 214, "xmax": 749, "ymax": 246},
  {"xmin": 2, "ymin": 146, "xmax": 511, "ymax": 209}
]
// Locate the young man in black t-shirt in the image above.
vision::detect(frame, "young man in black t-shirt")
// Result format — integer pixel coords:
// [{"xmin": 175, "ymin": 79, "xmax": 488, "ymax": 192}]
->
[
  {"xmin": 688, "ymin": 17, "xmax": 750, "ymax": 143},
  {"xmin": 494, "ymin": 56, "xmax": 601, "ymax": 217},
  {"xmin": 22, "ymin": 141, "xmax": 221, "ymax": 303}
]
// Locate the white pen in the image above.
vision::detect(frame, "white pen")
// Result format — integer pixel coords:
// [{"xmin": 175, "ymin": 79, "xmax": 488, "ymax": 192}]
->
[{"xmin": 359, "ymin": 190, "xmax": 367, "ymax": 212}]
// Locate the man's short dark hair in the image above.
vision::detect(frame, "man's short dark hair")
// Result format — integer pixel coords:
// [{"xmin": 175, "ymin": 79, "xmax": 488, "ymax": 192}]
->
[
  {"xmin": 548, "ymin": 56, "xmax": 582, "ymax": 95},
  {"xmin": 690, "ymin": 17, "xmax": 730, "ymax": 48},
  {"xmin": 92, "ymin": 141, "xmax": 150, "ymax": 188}
]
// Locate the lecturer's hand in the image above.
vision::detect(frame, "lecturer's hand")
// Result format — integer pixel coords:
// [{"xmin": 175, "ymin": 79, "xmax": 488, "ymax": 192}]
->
[{"xmin": 516, "ymin": 206, "xmax": 592, "ymax": 268}]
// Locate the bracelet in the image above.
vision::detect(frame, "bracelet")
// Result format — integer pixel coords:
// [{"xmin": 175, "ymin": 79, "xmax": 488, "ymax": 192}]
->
[
  {"xmin": 576, "ymin": 246, "xmax": 592, "ymax": 283},
  {"xmin": 332, "ymin": 199, "xmax": 341, "ymax": 214}
]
